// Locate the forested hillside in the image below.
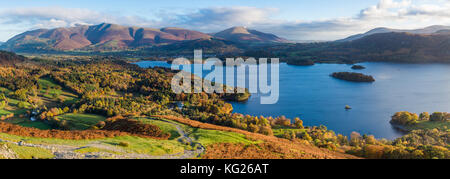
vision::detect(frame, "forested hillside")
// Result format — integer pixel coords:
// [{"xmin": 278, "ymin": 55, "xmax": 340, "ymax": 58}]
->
[{"xmin": 0, "ymin": 51, "xmax": 448, "ymax": 159}]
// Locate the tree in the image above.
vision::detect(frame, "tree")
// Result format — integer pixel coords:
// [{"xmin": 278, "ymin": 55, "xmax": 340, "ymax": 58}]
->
[
  {"xmin": 107, "ymin": 109, "xmax": 114, "ymax": 117},
  {"xmin": 14, "ymin": 88, "xmax": 28, "ymax": 101},
  {"xmin": 17, "ymin": 101, "xmax": 27, "ymax": 109},
  {"xmin": 248, "ymin": 123, "xmax": 259, "ymax": 133},
  {"xmin": 302, "ymin": 132, "xmax": 313, "ymax": 141},
  {"xmin": 0, "ymin": 100, "xmax": 6, "ymax": 110},
  {"xmin": 391, "ymin": 111, "xmax": 418, "ymax": 125},
  {"xmin": 419, "ymin": 112, "xmax": 430, "ymax": 121},
  {"xmin": 337, "ymin": 134, "xmax": 349, "ymax": 145},
  {"xmin": 430, "ymin": 112, "xmax": 447, "ymax": 122},
  {"xmin": 350, "ymin": 132, "xmax": 362, "ymax": 147},
  {"xmin": 294, "ymin": 117, "xmax": 304, "ymax": 129},
  {"xmin": 259, "ymin": 126, "xmax": 273, "ymax": 136},
  {"xmin": 365, "ymin": 135, "xmax": 377, "ymax": 145}
]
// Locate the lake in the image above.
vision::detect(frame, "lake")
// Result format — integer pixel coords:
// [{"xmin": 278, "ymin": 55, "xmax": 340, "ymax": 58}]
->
[{"xmin": 135, "ymin": 61, "xmax": 450, "ymax": 139}]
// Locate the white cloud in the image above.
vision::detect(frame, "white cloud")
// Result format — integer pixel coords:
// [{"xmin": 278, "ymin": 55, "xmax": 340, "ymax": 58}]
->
[
  {"xmin": 0, "ymin": 7, "xmax": 158, "ymax": 29},
  {"xmin": 168, "ymin": 7, "xmax": 278, "ymax": 30}
]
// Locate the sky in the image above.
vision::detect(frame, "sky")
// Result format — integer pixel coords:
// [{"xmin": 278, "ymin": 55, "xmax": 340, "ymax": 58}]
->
[{"xmin": 0, "ymin": 0, "xmax": 449, "ymax": 41}]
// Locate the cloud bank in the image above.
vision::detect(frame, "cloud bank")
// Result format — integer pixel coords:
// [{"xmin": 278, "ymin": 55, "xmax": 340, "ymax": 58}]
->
[{"xmin": 0, "ymin": 0, "xmax": 449, "ymax": 41}]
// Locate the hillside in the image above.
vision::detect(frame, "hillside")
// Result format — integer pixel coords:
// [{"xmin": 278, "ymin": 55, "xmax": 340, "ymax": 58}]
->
[
  {"xmin": 0, "ymin": 24, "xmax": 292, "ymax": 53},
  {"xmin": 0, "ymin": 50, "xmax": 26, "ymax": 66},
  {"xmin": 338, "ymin": 25, "xmax": 450, "ymax": 42},
  {"xmin": 151, "ymin": 38, "xmax": 244, "ymax": 55},
  {"xmin": 283, "ymin": 32, "xmax": 450, "ymax": 63},
  {"xmin": 0, "ymin": 54, "xmax": 357, "ymax": 159},
  {"xmin": 214, "ymin": 26, "xmax": 290, "ymax": 44},
  {"xmin": 1, "ymin": 23, "xmax": 212, "ymax": 52}
]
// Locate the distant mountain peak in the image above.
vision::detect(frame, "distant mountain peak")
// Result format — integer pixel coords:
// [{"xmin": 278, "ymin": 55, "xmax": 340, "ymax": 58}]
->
[
  {"xmin": 338, "ymin": 25, "xmax": 450, "ymax": 42},
  {"xmin": 227, "ymin": 26, "xmax": 252, "ymax": 34},
  {"xmin": 1, "ymin": 23, "xmax": 291, "ymax": 52},
  {"xmin": 1, "ymin": 23, "xmax": 212, "ymax": 51},
  {"xmin": 214, "ymin": 26, "xmax": 289, "ymax": 43}
]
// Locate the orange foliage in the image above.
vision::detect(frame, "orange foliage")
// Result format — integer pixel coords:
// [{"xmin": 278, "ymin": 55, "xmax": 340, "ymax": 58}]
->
[
  {"xmin": 0, "ymin": 119, "xmax": 169, "ymax": 140},
  {"xmin": 101, "ymin": 116, "xmax": 170, "ymax": 139},
  {"xmin": 154, "ymin": 115, "xmax": 359, "ymax": 159}
]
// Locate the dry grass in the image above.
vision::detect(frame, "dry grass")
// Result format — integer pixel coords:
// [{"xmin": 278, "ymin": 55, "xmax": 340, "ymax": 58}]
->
[
  {"xmin": 0, "ymin": 119, "xmax": 169, "ymax": 140},
  {"xmin": 154, "ymin": 115, "xmax": 360, "ymax": 159}
]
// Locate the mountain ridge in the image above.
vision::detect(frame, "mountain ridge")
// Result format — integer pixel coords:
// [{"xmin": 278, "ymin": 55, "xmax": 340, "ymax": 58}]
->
[
  {"xmin": 1, "ymin": 24, "xmax": 289, "ymax": 52},
  {"xmin": 290, "ymin": 31, "xmax": 450, "ymax": 63},
  {"xmin": 214, "ymin": 26, "xmax": 290, "ymax": 43},
  {"xmin": 1, "ymin": 23, "xmax": 213, "ymax": 51},
  {"xmin": 338, "ymin": 25, "xmax": 450, "ymax": 42}
]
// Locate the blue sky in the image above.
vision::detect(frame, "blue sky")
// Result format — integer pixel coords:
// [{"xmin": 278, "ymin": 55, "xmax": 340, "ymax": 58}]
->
[
  {"xmin": 0, "ymin": 0, "xmax": 379, "ymax": 20},
  {"xmin": 0, "ymin": 0, "xmax": 449, "ymax": 41}
]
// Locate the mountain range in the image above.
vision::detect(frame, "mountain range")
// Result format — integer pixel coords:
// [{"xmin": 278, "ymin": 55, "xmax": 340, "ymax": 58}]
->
[
  {"xmin": 283, "ymin": 31, "xmax": 450, "ymax": 63},
  {"xmin": 0, "ymin": 23, "xmax": 288, "ymax": 52},
  {"xmin": 338, "ymin": 25, "xmax": 450, "ymax": 42},
  {"xmin": 2, "ymin": 24, "xmax": 450, "ymax": 64}
]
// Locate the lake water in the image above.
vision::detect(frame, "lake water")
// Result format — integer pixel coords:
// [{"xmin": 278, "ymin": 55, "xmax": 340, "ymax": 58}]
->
[{"xmin": 135, "ymin": 61, "xmax": 450, "ymax": 139}]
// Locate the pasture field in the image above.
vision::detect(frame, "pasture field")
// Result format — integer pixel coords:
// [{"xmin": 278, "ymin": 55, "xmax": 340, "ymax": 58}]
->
[{"xmin": 58, "ymin": 113, "xmax": 107, "ymax": 130}]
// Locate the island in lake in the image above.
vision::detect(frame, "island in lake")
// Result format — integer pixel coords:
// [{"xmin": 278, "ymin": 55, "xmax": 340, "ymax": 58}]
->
[
  {"xmin": 331, "ymin": 72, "xmax": 375, "ymax": 82},
  {"xmin": 287, "ymin": 59, "xmax": 315, "ymax": 66},
  {"xmin": 351, "ymin": 65, "xmax": 366, "ymax": 70}
]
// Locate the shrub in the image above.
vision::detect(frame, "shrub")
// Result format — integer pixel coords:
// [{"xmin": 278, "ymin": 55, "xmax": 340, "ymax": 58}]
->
[
  {"xmin": 17, "ymin": 101, "xmax": 27, "ymax": 109},
  {"xmin": 419, "ymin": 112, "xmax": 430, "ymax": 121},
  {"xmin": 119, "ymin": 141, "xmax": 129, "ymax": 147},
  {"xmin": 102, "ymin": 116, "xmax": 170, "ymax": 139},
  {"xmin": 390, "ymin": 111, "xmax": 419, "ymax": 125},
  {"xmin": 430, "ymin": 112, "xmax": 448, "ymax": 122}
]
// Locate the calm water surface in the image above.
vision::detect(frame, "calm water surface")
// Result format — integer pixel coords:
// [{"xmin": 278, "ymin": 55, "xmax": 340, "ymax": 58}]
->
[{"xmin": 135, "ymin": 61, "xmax": 450, "ymax": 139}]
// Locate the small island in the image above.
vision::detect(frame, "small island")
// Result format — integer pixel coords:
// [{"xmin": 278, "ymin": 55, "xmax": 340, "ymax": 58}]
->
[
  {"xmin": 331, "ymin": 72, "xmax": 375, "ymax": 82},
  {"xmin": 287, "ymin": 59, "xmax": 315, "ymax": 66},
  {"xmin": 345, "ymin": 105, "xmax": 352, "ymax": 110},
  {"xmin": 351, "ymin": 65, "xmax": 366, "ymax": 70}
]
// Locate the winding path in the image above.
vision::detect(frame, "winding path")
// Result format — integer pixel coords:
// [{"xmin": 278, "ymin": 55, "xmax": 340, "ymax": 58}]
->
[
  {"xmin": 156, "ymin": 118, "xmax": 206, "ymax": 158},
  {"xmin": 0, "ymin": 118, "xmax": 205, "ymax": 159}
]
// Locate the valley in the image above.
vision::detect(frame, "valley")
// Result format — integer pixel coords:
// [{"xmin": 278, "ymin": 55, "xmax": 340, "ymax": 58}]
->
[{"xmin": 0, "ymin": 50, "xmax": 448, "ymax": 159}]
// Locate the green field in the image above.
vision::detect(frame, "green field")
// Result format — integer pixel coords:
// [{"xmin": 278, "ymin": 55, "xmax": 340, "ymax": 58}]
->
[
  {"xmin": 0, "ymin": 116, "xmax": 264, "ymax": 158},
  {"xmin": 74, "ymin": 147, "xmax": 123, "ymax": 155},
  {"xmin": 134, "ymin": 117, "xmax": 181, "ymax": 139},
  {"xmin": 0, "ymin": 132, "xmax": 188, "ymax": 157},
  {"xmin": 1, "ymin": 142, "xmax": 54, "ymax": 159},
  {"xmin": 37, "ymin": 77, "xmax": 78, "ymax": 105},
  {"xmin": 405, "ymin": 121, "xmax": 450, "ymax": 131},
  {"xmin": 134, "ymin": 117, "xmax": 260, "ymax": 146},
  {"xmin": 188, "ymin": 128, "xmax": 260, "ymax": 146},
  {"xmin": 2, "ymin": 113, "xmax": 106, "ymax": 131},
  {"xmin": 0, "ymin": 109, "xmax": 12, "ymax": 116},
  {"xmin": 0, "ymin": 87, "xmax": 11, "ymax": 94},
  {"xmin": 58, "ymin": 113, "xmax": 107, "ymax": 130},
  {"xmin": 0, "ymin": 90, "xmax": 31, "ymax": 117},
  {"xmin": 5, "ymin": 118, "xmax": 53, "ymax": 130},
  {"xmin": 272, "ymin": 126, "xmax": 306, "ymax": 138}
]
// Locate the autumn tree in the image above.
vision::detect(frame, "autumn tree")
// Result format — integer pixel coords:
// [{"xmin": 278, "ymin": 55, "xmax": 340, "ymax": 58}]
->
[
  {"xmin": 294, "ymin": 117, "xmax": 304, "ymax": 129},
  {"xmin": 419, "ymin": 112, "xmax": 430, "ymax": 121},
  {"xmin": 390, "ymin": 111, "xmax": 418, "ymax": 125}
]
